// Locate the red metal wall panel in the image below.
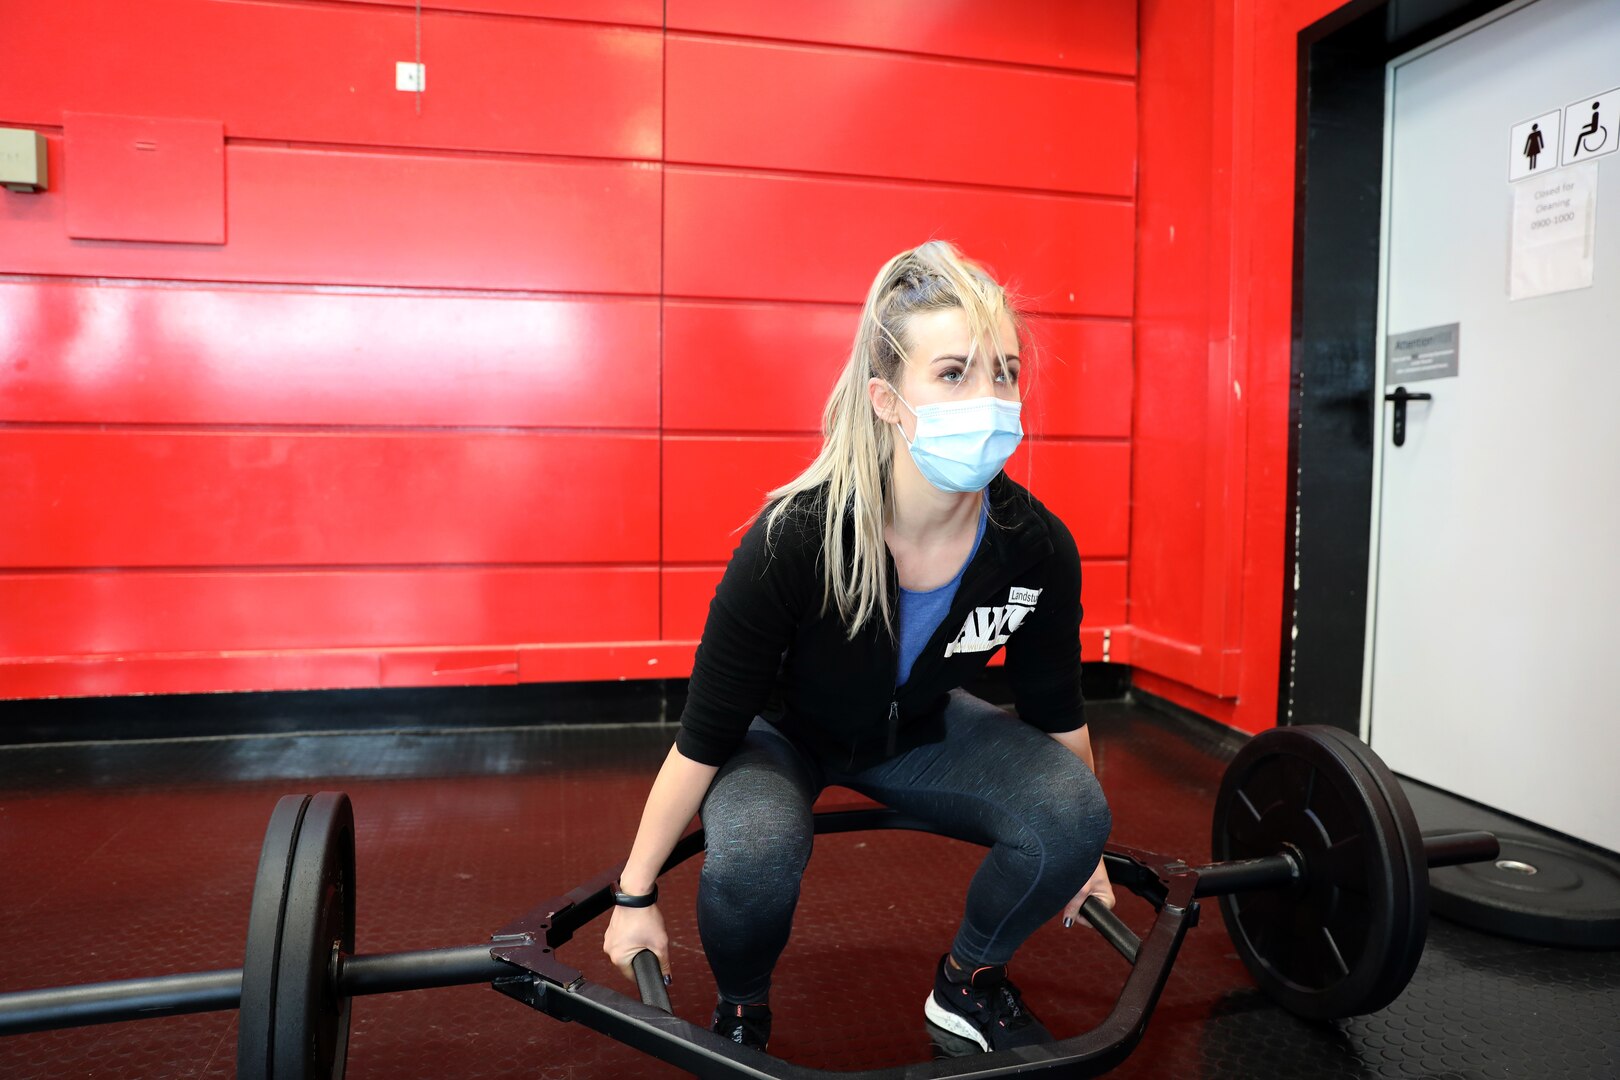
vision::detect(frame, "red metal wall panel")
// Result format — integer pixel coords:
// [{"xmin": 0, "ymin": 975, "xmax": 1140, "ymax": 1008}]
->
[
  {"xmin": 662, "ymin": 301, "xmax": 853, "ymax": 433},
  {"xmin": 351, "ymin": 0, "xmax": 663, "ymax": 26},
  {"xmin": 666, "ymin": 37, "xmax": 1135, "ymax": 196},
  {"xmin": 1082, "ymin": 561, "xmax": 1130, "ymax": 628},
  {"xmin": 1005, "ymin": 443, "xmax": 1133, "ymax": 559},
  {"xmin": 2, "ymin": 139, "xmax": 661, "ymax": 294},
  {"xmin": 0, "ymin": 653, "xmax": 389, "ymax": 700},
  {"xmin": 0, "ymin": 569, "xmax": 657, "ymax": 656},
  {"xmin": 0, "ymin": 282, "xmax": 658, "ymax": 429},
  {"xmin": 0, "ymin": 0, "xmax": 661, "ymax": 158},
  {"xmin": 1118, "ymin": 0, "xmax": 1349, "ymax": 733},
  {"xmin": 517, "ymin": 642, "xmax": 698, "ymax": 684},
  {"xmin": 1132, "ymin": 0, "xmax": 1217, "ymax": 650},
  {"xmin": 1020, "ymin": 318, "xmax": 1135, "ymax": 438},
  {"xmin": 661, "ymin": 436, "xmax": 822, "ymax": 562},
  {"xmin": 63, "ymin": 115, "xmax": 225, "ymax": 244},
  {"xmin": 0, "ymin": 432, "xmax": 659, "ymax": 567},
  {"xmin": 664, "ymin": 167, "xmax": 1133, "ymax": 316},
  {"xmin": 0, "ymin": 643, "xmax": 704, "ymax": 699},
  {"xmin": 667, "ymin": 0, "xmax": 1137, "ymax": 75},
  {"xmin": 662, "ymin": 567, "xmax": 726, "ymax": 641}
]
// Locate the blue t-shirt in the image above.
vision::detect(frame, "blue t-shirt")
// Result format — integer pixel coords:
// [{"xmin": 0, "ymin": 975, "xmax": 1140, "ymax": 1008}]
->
[{"xmin": 895, "ymin": 491, "xmax": 989, "ymax": 688}]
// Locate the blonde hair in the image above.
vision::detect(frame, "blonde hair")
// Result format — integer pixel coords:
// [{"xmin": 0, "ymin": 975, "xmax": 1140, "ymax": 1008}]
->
[{"xmin": 759, "ymin": 240, "xmax": 1028, "ymax": 642}]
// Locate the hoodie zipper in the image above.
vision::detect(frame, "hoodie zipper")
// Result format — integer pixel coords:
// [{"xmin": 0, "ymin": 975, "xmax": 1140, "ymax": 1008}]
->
[
  {"xmin": 851, "ymin": 627, "xmax": 902, "ymax": 769},
  {"xmin": 857, "ymin": 481, "xmax": 1050, "ymax": 767}
]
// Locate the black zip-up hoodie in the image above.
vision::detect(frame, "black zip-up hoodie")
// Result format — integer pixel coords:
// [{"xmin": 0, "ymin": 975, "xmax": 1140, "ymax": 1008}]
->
[{"xmin": 675, "ymin": 471, "xmax": 1085, "ymax": 770}]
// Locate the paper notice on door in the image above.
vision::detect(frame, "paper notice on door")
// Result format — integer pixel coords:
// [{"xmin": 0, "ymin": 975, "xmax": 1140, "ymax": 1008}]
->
[{"xmin": 1510, "ymin": 161, "xmax": 1598, "ymax": 300}]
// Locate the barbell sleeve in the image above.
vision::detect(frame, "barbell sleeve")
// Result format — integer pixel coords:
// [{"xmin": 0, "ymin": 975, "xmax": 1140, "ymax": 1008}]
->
[
  {"xmin": 1421, "ymin": 830, "xmax": 1499, "ymax": 867},
  {"xmin": 0, "ymin": 969, "xmax": 241, "ymax": 1036},
  {"xmin": 337, "ymin": 945, "xmax": 516, "ymax": 997},
  {"xmin": 1193, "ymin": 853, "xmax": 1301, "ymax": 897},
  {"xmin": 1190, "ymin": 830, "xmax": 1500, "ymax": 900},
  {"xmin": 0, "ymin": 944, "xmax": 520, "ymax": 1036}
]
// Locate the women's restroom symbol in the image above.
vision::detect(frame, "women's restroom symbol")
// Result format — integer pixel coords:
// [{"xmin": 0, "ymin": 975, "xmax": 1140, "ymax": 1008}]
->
[
  {"xmin": 1510, "ymin": 109, "xmax": 1561, "ymax": 182},
  {"xmin": 1523, "ymin": 123, "xmax": 1546, "ymax": 169}
]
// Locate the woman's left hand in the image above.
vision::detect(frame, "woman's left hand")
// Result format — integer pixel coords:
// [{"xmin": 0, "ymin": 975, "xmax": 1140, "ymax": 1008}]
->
[{"xmin": 1062, "ymin": 857, "xmax": 1115, "ymax": 928}]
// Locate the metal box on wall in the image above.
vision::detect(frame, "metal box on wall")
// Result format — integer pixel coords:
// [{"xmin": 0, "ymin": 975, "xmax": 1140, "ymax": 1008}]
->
[{"xmin": 0, "ymin": 128, "xmax": 48, "ymax": 192}]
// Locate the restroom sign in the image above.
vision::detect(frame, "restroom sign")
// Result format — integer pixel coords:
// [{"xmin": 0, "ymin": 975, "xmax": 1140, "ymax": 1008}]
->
[
  {"xmin": 1510, "ymin": 109, "xmax": 1562, "ymax": 182},
  {"xmin": 1561, "ymin": 87, "xmax": 1618, "ymax": 166}
]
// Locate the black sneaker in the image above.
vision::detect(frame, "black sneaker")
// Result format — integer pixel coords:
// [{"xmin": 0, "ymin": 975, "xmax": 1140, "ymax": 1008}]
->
[
  {"xmin": 923, "ymin": 954, "xmax": 1053, "ymax": 1053},
  {"xmin": 710, "ymin": 1000, "xmax": 772, "ymax": 1052}
]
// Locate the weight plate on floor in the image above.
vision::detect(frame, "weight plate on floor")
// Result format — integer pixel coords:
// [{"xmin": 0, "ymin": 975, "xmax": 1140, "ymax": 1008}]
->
[
  {"xmin": 239, "ymin": 792, "xmax": 357, "ymax": 1080},
  {"xmin": 1430, "ymin": 832, "xmax": 1620, "ymax": 949},
  {"xmin": 240, "ymin": 794, "xmax": 309, "ymax": 1078},
  {"xmin": 1211, "ymin": 726, "xmax": 1428, "ymax": 1019}
]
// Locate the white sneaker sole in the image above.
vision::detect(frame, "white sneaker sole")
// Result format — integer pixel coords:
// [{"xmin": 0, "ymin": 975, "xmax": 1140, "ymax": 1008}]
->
[{"xmin": 923, "ymin": 990, "xmax": 990, "ymax": 1052}]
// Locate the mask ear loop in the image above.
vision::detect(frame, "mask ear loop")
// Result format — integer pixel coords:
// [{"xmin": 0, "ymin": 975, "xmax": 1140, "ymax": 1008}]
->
[{"xmin": 883, "ymin": 380, "xmax": 918, "ymax": 447}]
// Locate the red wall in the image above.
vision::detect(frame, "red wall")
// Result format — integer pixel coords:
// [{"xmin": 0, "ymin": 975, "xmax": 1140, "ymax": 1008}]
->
[
  {"xmin": 1129, "ymin": 0, "xmax": 1349, "ymax": 733},
  {"xmin": 0, "ymin": 1, "xmax": 1139, "ymax": 701}
]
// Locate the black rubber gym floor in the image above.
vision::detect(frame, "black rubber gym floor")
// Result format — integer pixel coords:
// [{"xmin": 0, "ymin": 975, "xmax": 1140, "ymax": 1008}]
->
[{"xmin": 1, "ymin": 699, "xmax": 1615, "ymax": 1078}]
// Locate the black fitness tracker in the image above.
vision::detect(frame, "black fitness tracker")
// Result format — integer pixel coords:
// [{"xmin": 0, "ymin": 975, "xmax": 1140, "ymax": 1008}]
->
[{"xmin": 612, "ymin": 881, "xmax": 659, "ymax": 907}]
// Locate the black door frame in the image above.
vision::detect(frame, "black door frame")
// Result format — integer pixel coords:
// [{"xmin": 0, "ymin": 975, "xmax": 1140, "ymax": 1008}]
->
[{"xmin": 1281, "ymin": 0, "xmax": 1519, "ymax": 729}]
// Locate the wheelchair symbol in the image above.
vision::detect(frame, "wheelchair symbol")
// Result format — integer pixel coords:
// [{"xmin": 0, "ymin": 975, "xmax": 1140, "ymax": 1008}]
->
[{"xmin": 1572, "ymin": 100, "xmax": 1609, "ymax": 158}]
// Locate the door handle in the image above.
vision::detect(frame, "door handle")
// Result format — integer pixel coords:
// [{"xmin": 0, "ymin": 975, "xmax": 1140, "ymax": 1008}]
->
[{"xmin": 1384, "ymin": 386, "xmax": 1432, "ymax": 447}]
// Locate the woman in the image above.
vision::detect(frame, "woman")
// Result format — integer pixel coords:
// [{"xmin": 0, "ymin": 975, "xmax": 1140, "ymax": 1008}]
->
[{"xmin": 602, "ymin": 240, "xmax": 1113, "ymax": 1055}]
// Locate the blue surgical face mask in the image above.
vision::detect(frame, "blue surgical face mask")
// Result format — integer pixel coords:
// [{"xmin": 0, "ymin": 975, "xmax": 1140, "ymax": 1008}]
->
[{"xmin": 886, "ymin": 382, "xmax": 1024, "ymax": 493}]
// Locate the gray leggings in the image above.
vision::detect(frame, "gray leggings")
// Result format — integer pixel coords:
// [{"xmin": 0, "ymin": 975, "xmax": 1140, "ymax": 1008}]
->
[{"xmin": 696, "ymin": 689, "xmax": 1111, "ymax": 1004}]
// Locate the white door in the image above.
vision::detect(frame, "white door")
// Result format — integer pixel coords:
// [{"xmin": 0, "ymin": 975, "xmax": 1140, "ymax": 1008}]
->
[{"xmin": 1367, "ymin": 0, "xmax": 1620, "ymax": 853}]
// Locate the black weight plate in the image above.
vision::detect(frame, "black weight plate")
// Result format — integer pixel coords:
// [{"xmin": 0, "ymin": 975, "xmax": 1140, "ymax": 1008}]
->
[
  {"xmin": 277, "ymin": 792, "xmax": 356, "ymax": 1080},
  {"xmin": 1211, "ymin": 726, "xmax": 1428, "ymax": 1019},
  {"xmin": 240, "ymin": 794, "xmax": 311, "ymax": 1080},
  {"xmin": 1430, "ymin": 832, "xmax": 1620, "ymax": 949},
  {"xmin": 1314, "ymin": 727, "xmax": 1429, "ymax": 1012},
  {"xmin": 239, "ymin": 792, "xmax": 357, "ymax": 1080}
]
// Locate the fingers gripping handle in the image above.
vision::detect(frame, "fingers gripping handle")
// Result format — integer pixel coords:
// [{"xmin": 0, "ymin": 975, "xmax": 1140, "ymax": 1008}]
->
[
  {"xmin": 1081, "ymin": 895, "xmax": 1142, "ymax": 964},
  {"xmin": 631, "ymin": 950, "xmax": 671, "ymax": 1013}
]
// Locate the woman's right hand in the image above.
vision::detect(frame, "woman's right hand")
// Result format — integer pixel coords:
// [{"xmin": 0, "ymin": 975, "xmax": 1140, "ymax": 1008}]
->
[
  {"xmin": 603, "ymin": 744, "xmax": 719, "ymax": 987},
  {"xmin": 603, "ymin": 902, "xmax": 672, "ymax": 986}
]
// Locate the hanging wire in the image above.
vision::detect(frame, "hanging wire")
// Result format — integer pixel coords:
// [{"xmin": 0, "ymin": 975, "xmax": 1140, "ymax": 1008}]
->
[{"xmin": 415, "ymin": 0, "xmax": 423, "ymax": 116}]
